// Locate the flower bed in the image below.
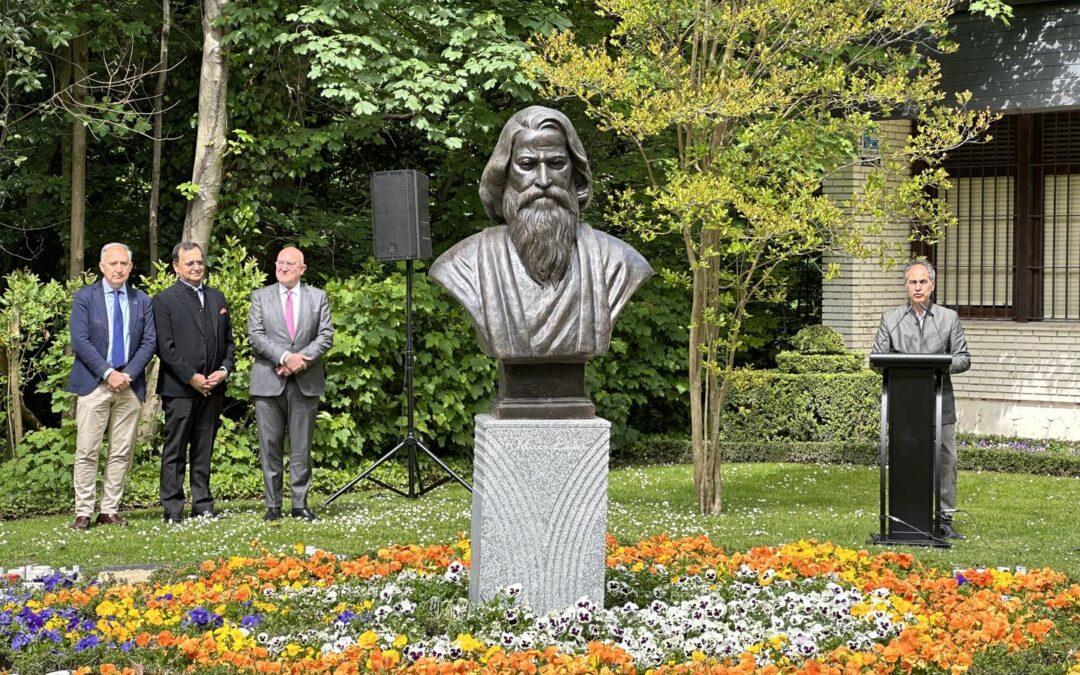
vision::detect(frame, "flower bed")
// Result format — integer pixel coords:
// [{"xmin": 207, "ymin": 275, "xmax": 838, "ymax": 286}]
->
[{"xmin": 2, "ymin": 536, "xmax": 1079, "ymax": 674}]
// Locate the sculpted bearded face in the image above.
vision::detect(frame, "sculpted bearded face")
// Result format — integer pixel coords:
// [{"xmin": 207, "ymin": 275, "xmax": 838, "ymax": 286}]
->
[{"xmin": 501, "ymin": 125, "xmax": 581, "ymax": 287}]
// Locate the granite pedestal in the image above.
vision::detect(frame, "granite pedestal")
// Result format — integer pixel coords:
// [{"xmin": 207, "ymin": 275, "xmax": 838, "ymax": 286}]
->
[{"xmin": 470, "ymin": 414, "xmax": 610, "ymax": 613}]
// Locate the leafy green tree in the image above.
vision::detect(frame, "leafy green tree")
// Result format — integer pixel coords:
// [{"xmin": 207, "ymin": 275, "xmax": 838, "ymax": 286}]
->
[
  {"xmin": 534, "ymin": 0, "xmax": 1010, "ymax": 513},
  {"xmin": 216, "ymin": 0, "xmax": 573, "ymax": 272}
]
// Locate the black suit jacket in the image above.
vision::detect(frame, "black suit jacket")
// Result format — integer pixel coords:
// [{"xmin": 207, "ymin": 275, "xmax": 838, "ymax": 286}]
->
[{"xmin": 154, "ymin": 279, "xmax": 235, "ymax": 398}]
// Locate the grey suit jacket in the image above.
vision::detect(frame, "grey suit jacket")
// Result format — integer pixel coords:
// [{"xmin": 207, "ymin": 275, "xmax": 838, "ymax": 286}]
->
[
  {"xmin": 872, "ymin": 301, "xmax": 971, "ymax": 424},
  {"xmin": 248, "ymin": 282, "xmax": 334, "ymax": 397}
]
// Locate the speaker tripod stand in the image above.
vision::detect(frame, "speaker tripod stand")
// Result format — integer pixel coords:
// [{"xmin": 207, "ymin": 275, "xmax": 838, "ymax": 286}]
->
[{"xmin": 323, "ymin": 260, "xmax": 471, "ymax": 505}]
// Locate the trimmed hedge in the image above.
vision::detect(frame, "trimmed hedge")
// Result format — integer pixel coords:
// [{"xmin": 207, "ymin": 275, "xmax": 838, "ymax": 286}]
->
[
  {"xmin": 958, "ymin": 445, "xmax": 1080, "ymax": 477},
  {"xmin": 790, "ymin": 325, "xmax": 847, "ymax": 354},
  {"xmin": 614, "ymin": 434, "xmax": 1080, "ymax": 479},
  {"xmin": 721, "ymin": 369, "xmax": 881, "ymax": 443},
  {"xmin": 774, "ymin": 351, "xmax": 864, "ymax": 374},
  {"xmin": 611, "ymin": 436, "xmax": 877, "ymax": 467}
]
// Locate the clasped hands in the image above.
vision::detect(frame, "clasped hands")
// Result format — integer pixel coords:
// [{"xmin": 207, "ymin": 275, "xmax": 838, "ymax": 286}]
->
[
  {"xmin": 106, "ymin": 370, "xmax": 132, "ymax": 393},
  {"xmin": 188, "ymin": 370, "xmax": 227, "ymax": 396},
  {"xmin": 276, "ymin": 351, "xmax": 310, "ymax": 377}
]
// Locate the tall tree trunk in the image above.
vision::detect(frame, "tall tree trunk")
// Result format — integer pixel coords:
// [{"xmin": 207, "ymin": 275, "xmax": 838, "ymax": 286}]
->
[
  {"xmin": 57, "ymin": 45, "xmax": 72, "ymax": 206},
  {"xmin": 68, "ymin": 19, "xmax": 89, "ymax": 279},
  {"xmin": 5, "ymin": 308, "xmax": 22, "ymax": 457},
  {"xmin": 148, "ymin": 0, "xmax": 171, "ymax": 264},
  {"xmin": 692, "ymin": 227, "xmax": 724, "ymax": 515},
  {"xmin": 138, "ymin": 0, "xmax": 172, "ymax": 446},
  {"xmin": 183, "ymin": 0, "xmax": 230, "ymax": 253}
]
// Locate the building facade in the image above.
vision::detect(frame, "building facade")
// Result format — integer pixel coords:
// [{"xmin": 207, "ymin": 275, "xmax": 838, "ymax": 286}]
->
[{"xmin": 823, "ymin": 1, "xmax": 1080, "ymax": 440}]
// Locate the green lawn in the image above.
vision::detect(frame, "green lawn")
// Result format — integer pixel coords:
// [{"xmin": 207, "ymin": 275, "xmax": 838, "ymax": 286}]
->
[{"xmin": 2, "ymin": 462, "xmax": 1078, "ymax": 580}]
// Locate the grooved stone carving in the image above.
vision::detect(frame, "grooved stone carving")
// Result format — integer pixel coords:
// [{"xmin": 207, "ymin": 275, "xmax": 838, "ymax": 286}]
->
[{"xmin": 470, "ymin": 414, "xmax": 610, "ymax": 613}]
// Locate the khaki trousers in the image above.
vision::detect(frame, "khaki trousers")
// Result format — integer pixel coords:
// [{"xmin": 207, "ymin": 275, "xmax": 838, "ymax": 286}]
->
[{"xmin": 73, "ymin": 383, "xmax": 140, "ymax": 516}]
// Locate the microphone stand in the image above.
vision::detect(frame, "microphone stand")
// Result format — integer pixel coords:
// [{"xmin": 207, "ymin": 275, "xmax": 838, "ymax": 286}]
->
[{"xmin": 323, "ymin": 259, "xmax": 472, "ymax": 504}]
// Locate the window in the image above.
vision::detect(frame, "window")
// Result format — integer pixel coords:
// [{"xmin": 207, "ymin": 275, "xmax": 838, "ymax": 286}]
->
[{"xmin": 928, "ymin": 112, "xmax": 1080, "ymax": 321}]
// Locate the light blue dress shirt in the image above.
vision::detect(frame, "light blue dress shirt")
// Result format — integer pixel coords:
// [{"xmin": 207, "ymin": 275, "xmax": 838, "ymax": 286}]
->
[{"xmin": 102, "ymin": 280, "xmax": 130, "ymax": 379}]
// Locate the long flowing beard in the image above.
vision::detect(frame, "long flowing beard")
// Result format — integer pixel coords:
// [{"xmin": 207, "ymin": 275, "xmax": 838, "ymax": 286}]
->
[{"xmin": 503, "ymin": 186, "xmax": 579, "ymax": 287}]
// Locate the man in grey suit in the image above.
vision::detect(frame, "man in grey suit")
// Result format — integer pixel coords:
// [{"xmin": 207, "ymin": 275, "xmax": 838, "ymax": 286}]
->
[
  {"xmin": 873, "ymin": 259, "xmax": 971, "ymax": 540},
  {"xmin": 248, "ymin": 246, "xmax": 334, "ymax": 521}
]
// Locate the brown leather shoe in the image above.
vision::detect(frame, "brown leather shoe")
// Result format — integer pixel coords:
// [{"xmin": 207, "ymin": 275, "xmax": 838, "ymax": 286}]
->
[
  {"xmin": 96, "ymin": 513, "xmax": 127, "ymax": 527},
  {"xmin": 70, "ymin": 516, "xmax": 91, "ymax": 530}
]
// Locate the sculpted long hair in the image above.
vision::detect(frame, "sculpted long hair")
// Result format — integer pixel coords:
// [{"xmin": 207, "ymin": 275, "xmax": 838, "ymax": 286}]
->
[{"xmin": 479, "ymin": 106, "xmax": 592, "ymax": 224}]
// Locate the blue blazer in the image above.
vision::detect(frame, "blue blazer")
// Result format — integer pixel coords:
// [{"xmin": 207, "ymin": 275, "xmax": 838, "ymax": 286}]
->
[{"xmin": 66, "ymin": 281, "xmax": 157, "ymax": 401}]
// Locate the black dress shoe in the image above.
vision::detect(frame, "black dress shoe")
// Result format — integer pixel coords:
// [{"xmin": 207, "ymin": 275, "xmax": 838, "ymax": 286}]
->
[
  {"xmin": 940, "ymin": 522, "xmax": 965, "ymax": 540},
  {"xmin": 291, "ymin": 507, "xmax": 319, "ymax": 522},
  {"xmin": 163, "ymin": 513, "xmax": 182, "ymax": 524},
  {"xmin": 263, "ymin": 508, "xmax": 283, "ymax": 521}
]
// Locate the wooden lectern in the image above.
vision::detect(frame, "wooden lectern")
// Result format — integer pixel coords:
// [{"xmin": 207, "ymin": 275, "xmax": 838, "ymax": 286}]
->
[{"xmin": 869, "ymin": 353, "xmax": 954, "ymax": 548}]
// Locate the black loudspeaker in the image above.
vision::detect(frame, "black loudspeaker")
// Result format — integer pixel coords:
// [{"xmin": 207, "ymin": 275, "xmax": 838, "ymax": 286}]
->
[{"xmin": 372, "ymin": 170, "xmax": 431, "ymax": 261}]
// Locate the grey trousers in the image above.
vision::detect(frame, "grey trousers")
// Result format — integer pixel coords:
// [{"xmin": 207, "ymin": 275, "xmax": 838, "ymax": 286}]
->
[
  {"xmin": 254, "ymin": 378, "xmax": 319, "ymax": 510},
  {"xmin": 938, "ymin": 422, "xmax": 957, "ymax": 522}
]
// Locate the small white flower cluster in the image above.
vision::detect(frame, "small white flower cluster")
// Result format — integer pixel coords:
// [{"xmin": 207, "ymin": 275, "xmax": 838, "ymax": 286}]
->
[
  {"xmin": 229, "ymin": 561, "xmax": 912, "ymax": 668},
  {"xmin": 467, "ymin": 579, "xmax": 904, "ymax": 667}
]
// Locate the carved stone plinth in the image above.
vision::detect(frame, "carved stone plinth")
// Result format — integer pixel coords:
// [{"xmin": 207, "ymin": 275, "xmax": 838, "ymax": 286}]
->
[{"xmin": 470, "ymin": 414, "xmax": 609, "ymax": 613}]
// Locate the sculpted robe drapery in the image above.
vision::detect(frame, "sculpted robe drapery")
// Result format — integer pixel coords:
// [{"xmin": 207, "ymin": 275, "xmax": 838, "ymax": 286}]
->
[{"xmin": 430, "ymin": 223, "xmax": 653, "ymax": 361}]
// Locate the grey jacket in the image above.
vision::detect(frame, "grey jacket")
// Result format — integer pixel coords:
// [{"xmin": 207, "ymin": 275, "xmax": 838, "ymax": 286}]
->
[
  {"xmin": 248, "ymin": 283, "xmax": 334, "ymax": 397},
  {"xmin": 872, "ymin": 302, "xmax": 971, "ymax": 424}
]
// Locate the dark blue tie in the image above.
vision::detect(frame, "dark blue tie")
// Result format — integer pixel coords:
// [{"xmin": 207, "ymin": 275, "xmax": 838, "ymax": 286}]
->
[{"xmin": 111, "ymin": 290, "xmax": 126, "ymax": 368}]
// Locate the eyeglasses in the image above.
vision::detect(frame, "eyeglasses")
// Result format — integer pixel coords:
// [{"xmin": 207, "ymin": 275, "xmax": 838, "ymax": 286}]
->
[
  {"xmin": 276, "ymin": 260, "xmax": 302, "ymax": 268},
  {"xmin": 180, "ymin": 261, "xmax": 205, "ymax": 268}
]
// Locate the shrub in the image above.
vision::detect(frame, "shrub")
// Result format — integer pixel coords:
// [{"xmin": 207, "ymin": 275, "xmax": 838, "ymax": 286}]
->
[
  {"xmin": 790, "ymin": 325, "xmax": 846, "ymax": 354},
  {"xmin": 774, "ymin": 351, "xmax": 864, "ymax": 374},
  {"xmin": 616, "ymin": 433, "xmax": 1080, "ymax": 479},
  {"xmin": 721, "ymin": 369, "xmax": 881, "ymax": 443},
  {"xmin": 587, "ymin": 276, "xmax": 690, "ymax": 448}
]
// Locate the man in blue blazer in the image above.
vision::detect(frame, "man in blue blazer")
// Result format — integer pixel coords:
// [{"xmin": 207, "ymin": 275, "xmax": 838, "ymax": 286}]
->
[{"xmin": 65, "ymin": 242, "xmax": 156, "ymax": 530}]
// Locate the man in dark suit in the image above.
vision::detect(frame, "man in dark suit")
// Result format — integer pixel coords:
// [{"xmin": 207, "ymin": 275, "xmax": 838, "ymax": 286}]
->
[
  {"xmin": 153, "ymin": 241, "xmax": 235, "ymax": 523},
  {"xmin": 66, "ymin": 242, "xmax": 156, "ymax": 530},
  {"xmin": 248, "ymin": 246, "xmax": 333, "ymax": 521}
]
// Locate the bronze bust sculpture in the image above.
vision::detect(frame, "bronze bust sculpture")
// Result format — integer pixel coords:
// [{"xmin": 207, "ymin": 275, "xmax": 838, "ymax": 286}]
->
[{"xmin": 430, "ymin": 106, "xmax": 653, "ymax": 417}]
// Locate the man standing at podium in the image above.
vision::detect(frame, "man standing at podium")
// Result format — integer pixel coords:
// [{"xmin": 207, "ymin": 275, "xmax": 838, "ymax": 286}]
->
[{"xmin": 873, "ymin": 259, "xmax": 971, "ymax": 539}]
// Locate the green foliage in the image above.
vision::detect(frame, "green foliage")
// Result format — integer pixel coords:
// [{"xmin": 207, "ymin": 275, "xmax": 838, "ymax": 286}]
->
[
  {"xmin": 774, "ymin": 352, "xmax": 864, "ymax": 374},
  {"xmin": 618, "ymin": 433, "xmax": 1080, "ymax": 481},
  {"xmin": 0, "ymin": 271, "xmax": 86, "ymax": 455},
  {"xmin": 790, "ymin": 325, "xmax": 846, "ymax": 355},
  {"xmin": 0, "ymin": 424, "xmax": 76, "ymax": 517},
  {"xmin": 532, "ymin": 0, "xmax": 1011, "ymax": 512},
  {"xmin": 615, "ymin": 435, "xmax": 877, "ymax": 467},
  {"xmin": 216, "ymin": 0, "xmax": 575, "ymax": 273},
  {"xmin": 957, "ymin": 437, "xmax": 1080, "ymax": 478},
  {"xmin": 721, "ymin": 370, "xmax": 881, "ymax": 443},
  {"xmin": 268, "ymin": 0, "xmax": 567, "ymax": 149},
  {"xmin": 0, "ymin": 271, "xmax": 74, "ymax": 378},
  {"xmin": 316, "ymin": 267, "xmax": 496, "ymax": 465},
  {"xmin": 587, "ymin": 275, "xmax": 689, "ymax": 447}
]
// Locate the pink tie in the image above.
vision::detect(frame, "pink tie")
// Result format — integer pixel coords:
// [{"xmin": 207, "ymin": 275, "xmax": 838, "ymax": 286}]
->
[{"xmin": 285, "ymin": 290, "xmax": 296, "ymax": 339}]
